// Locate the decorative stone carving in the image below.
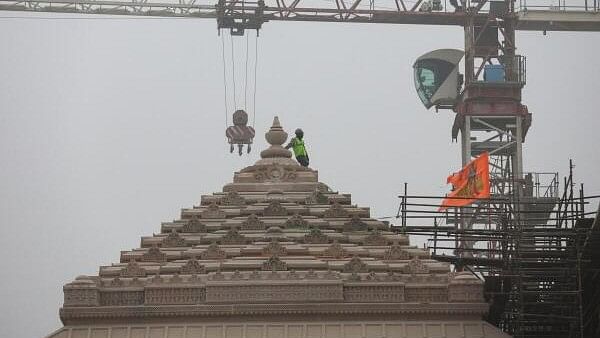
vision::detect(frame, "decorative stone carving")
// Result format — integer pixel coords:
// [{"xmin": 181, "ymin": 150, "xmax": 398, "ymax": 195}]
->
[
  {"xmin": 253, "ymin": 165, "xmax": 298, "ymax": 183},
  {"xmin": 324, "ymin": 201, "xmax": 349, "ymax": 218},
  {"xmin": 266, "ymin": 226, "xmax": 283, "ymax": 234},
  {"xmin": 303, "ymin": 227, "xmax": 329, "ymax": 244},
  {"xmin": 404, "ymin": 286, "xmax": 448, "ymax": 302},
  {"xmin": 249, "ymin": 270, "xmax": 261, "ymax": 280},
  {"xmin": 288, "ymin": 270, "xmax": 300, "ymax": 279},
  {"xmin": 110, "ymin": 277, "xmax": 124, "ymax": 287},
  {"xmin": 241, "ymin": 214, "xmax": 266, "ymax": 230},
  {"xmin": 220, "ymin": 191, "xmax": 246, "ymax": 206},
  {"xmin": 232, "ymin": 270, "xmax": 243, "ymax": 280},
  {"xmin": 63, "ymin": 277, "xmax": 99, "ymax": 307},
  {"xmin": 181, "ymin": 258, "xmax": 206, "ymax": 274},
  {"xmin": 344, "ymin": 215, "xmax": 368, "ymax": 231},
  {"xmin": 142, "ymin": 245, "xmax": 167, "ymax": 263},
  {"xmin": 366, "ymin": 271, "xmax": 379, "ymax": 281},
  {"xmin": 343, "ymin": 256, "xmax": 369, "ymax": 273},
  {"xmin": 263, "ymin": 238, "xmax": 287, "ymax": 256},
  {"xmin": 305, "ymin": 189, "xmax": 329, "ymax": 204},
  {"xmin": 99, "ymin": 290, "xmax": 144, "ymax": 306},
  {"xmin": 55, "ymin": 117, "xmax": 492, "ymax": 328},
  {"xmin": 205, "ymin": 283, "xmax": 343, "ymax": 303},
  {"xmin": 145, "ymin": 287, "xmax": 205, "ymax": 305},
  {"xmin": 324, "ymin": 269, "xmax": 339, "ymax": 279},
  {"xmin": 448, "ymin": 271, "xmax": 484, "ymax": 302},
  {"xmin": 362, "ymin": 230, "xmax": 389, "ymax": 246},
  {"xmin": 285, "ymin": 214, "xmax": 309, "ymax": 229},
  {"xmin": 348, "ymin": 272, "xmax": 361, "ymax": 282},
  {"xmin": 262, "ymin": 254, "xmax": 287, "ymax": 271},
  {"xmin": 162, "ymin": 229, "xmax": 186, "ymax": 247},
  {"xmin": 220, "ymin": 227, "xmax": 247, "ymax": 245},
  {"xmin": 321, "ymin": 240, "xmax": 346, "ymax": 258},
  {"xmin": 120, "ymin": 259, "xmax": 146, "ymax": 278},
  {"xmin": 263, "ymin": 200, "xmax": 288, "ymax": 216},
  {"xmin": 201, "ymin": 202, "xmax": 226, "ymax": 219},
  {"xmin": 343, "ymin": 284, "xmax": 405, "ymax": 303},
  {"xmin": 151, "ymin": 273, "xmax": 163, "ymax": 284},
  {"xmin": 170, "ymin": 273, "xmax": 183, "ymax": 284},
  {"xmin": 211, "ymin": 269, "xmax": 225, "ymax": 281},
  {"xmin": 182, "ymin": 216, "xmax": 206, "ymax": 233},
  {"xmin": 200, "ymin": 242, "xmax": 227, "ymax": 260},
  {"xmin": 384, "ymin": 241, "xmax": 411, "ymax": 260},
  {"xmin": 403, "ymin": 257, "xmax": 430, "ymax": 274}
]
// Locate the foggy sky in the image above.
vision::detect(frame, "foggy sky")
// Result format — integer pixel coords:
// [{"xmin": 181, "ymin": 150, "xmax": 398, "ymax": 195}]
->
[{"xmin": 1, "ymin": 13, "xmax": 599, "ymax": 338}]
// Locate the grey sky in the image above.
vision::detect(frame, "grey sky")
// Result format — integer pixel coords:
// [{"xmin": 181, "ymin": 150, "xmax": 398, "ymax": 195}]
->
[{"xmin": 0, "ymin": 14, "xmax": 599, "ymax": 338}]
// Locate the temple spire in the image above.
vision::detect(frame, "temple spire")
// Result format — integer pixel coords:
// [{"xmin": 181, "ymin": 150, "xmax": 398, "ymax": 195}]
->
[{"xmin": 260, "ymin": 116, "xmax": 293, "ymax": 159}]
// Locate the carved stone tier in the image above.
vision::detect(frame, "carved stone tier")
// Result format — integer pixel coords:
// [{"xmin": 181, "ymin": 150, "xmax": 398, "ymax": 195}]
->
[{"xmin": 49, "ymin": 117, "xmax": 508, "ymax": 338}]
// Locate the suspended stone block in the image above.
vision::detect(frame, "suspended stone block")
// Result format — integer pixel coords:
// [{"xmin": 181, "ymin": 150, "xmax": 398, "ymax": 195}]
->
[{"xmin": 225, "ymin": 109, "xmax": 256, "ymax": 156}]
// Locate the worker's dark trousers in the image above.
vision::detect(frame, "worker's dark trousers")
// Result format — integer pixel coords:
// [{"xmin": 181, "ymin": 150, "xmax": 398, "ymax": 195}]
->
[{"xmin": 296, "ymin": 155, "xmax": 309, "ymax": 167}]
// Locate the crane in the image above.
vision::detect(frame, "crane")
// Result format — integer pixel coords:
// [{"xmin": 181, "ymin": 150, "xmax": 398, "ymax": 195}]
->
[{"xmin": 1, "ymin": 0, "xmax": 599, "ymax": 337}]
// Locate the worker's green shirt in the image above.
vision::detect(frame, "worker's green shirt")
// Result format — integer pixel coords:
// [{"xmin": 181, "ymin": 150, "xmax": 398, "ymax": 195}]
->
[{"xmin": 291, "ymin": 137, "xmax": 307, "ymax": 157}]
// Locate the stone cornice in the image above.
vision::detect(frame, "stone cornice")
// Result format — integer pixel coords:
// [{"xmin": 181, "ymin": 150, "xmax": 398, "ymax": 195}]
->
[{"xmin": 60, "ymin": 302, "xmax": 489, "ymax": 323}]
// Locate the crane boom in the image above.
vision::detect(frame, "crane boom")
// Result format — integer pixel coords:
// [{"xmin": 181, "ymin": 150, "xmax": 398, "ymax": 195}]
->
[{"xmin": 0, "ymin": 0, "xmax": 598, "ymax": 31}]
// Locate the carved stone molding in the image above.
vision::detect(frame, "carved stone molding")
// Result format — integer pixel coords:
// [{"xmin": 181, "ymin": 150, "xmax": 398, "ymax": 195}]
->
[
  {"xmin": 384, "ymin": 242, "xmax": 411, "ymax": 260},
  {"xmin": 304, "ymin": 227, "xmax": 329, "ymax": 244},
  {"xmin": 321, "ymin": 240, "xmax": 346, "ymax": 258},
  {"xmin": 324, "ymin": 201, "xmax": 349, "ymax": 218},
  {"xmin": 200, "ymin": 242, "xmax": 227, "ymax": 260},
  {"xmin": 220, "ymin": 191, "xmax": 246, "ymax": 206},
  {"xmin": 263, "ymin": 238, "xmax": 287, "ymax": 256},
  {"xmin": 262, "ymin": 254, "xmax": 287, "ymax": 271},
  {"xmin": 182, "ymin": 216, "xmax": 207, "ymax": 233},
  {"xmin": 263, "ymin": 200, "xmax": 288, "ymax": 216},
  {"xmin": 343, "ymin": 256, "xmax": 369, "ymax": 273},
  {"xmin": 285, "ymin": 214, "xmax": 309, "ymax": 229},
  {"xmin": 110, "ymin": 277, "xmax": 124, "ymax": 287},
  {"xmin": 201, "ymin": 202, "xmax": 226, "ymax": 219},
  {"xmin": 362, "ymin": 230, "xmax": 389, "ymax": 246},
  {"xmin": 403, "ymin": 257, "xmax": 430, "ymax": 274},
  {"xmin": 242, "ymin": 214, "xmax": 266, "ymax": 230},
  {"xmin": 344, "ymin": 215, "xmax": 368, "ymax": 231},
  {"xmin": 120, "ymin": 259, "xmax": 146, "ymax": 278},
  {"xmin": 142, "ymin": 245, "xmax": 167, "ymax": 263},
  {"xmin": 220, "ymin": 227, "xmax": 248, "ymax": 245},
  {"xmin": 253, "ymin": 165, "xmax": 297, "ymax": 183},
  {"xmin": 162, "ymin": 230, "xmax": 186, "ymax": 247},
  {"xmin": 181, "ymin": 258, "xmax": 206, "ymax": 275},
  {"xmin": 305, "ymin": 189, "xmax": 329, "ymax": 205}
]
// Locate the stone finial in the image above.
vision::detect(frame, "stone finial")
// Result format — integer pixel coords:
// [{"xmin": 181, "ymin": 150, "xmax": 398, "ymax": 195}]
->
[{"xmin": 260, "ymin": 116, "xmax": 293, "ymax": 159}]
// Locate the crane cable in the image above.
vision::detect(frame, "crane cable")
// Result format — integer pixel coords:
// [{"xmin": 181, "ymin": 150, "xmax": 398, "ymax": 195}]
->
[
  {"xmin": 230, "ymin": 33, "xmax": 237, "ymax": 110},
  {"xmin": 220, "ymin": 30, "xmax": 228, "ymax": 128},
  {"xmin": 244, "ymin": 32, "xmax": 249, "ymax": 111},
  {"xmin": 252, "ymin": 33, "xmax": 259, "ymax": 128},
  {"xmin": 221, "ymin": 29, "xmax": 259, "ymax": 128}
]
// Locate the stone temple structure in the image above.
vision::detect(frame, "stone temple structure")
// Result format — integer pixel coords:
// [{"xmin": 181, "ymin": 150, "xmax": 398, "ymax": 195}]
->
[{"xmin": 48, "ymin": 117, "xmax": 510, "ymax": 338}]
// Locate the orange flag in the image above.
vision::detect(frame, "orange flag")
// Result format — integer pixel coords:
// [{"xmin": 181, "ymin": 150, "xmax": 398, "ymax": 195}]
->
[{"xmin": 439, "ymin": 152, "xmax": 490, "ymax": 210}]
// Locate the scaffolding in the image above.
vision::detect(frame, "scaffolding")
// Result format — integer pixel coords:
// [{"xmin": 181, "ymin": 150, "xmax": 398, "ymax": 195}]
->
[{"xmin": 395, "ymin": 162, "xmax": 600, "ymax": 338}]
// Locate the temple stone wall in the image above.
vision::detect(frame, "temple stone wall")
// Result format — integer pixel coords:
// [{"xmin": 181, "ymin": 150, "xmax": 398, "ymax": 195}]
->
[
  {"xmin": 47, "ymin": 117, "xmax": 510, "ymax": 338},
  {"xmin": 49, "ymin": 321, "xmax": 510, "ymax": 338}
]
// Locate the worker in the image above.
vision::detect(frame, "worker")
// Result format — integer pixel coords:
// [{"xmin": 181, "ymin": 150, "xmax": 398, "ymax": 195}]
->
[{"xmin": 285, "ymin": 128, "xmax": 309, "ymax": 167}]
